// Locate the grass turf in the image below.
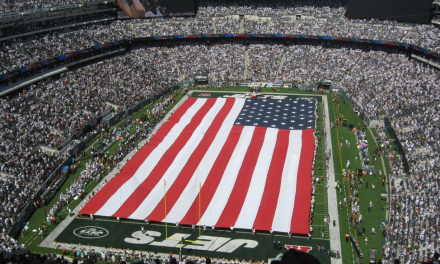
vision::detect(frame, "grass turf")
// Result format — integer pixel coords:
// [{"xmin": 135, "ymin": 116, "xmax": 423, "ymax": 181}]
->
[{"xmin": 327, "ymin": 93, "xmax": 387, "ymax": 264}]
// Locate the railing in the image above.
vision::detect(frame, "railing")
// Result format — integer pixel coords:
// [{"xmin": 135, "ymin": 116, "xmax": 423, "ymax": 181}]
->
[
  {"xmin": 383, "ymin": 117, "xmax": 410, "ymax": 173},
  {"xmin": 331, "ymin": 87, "xmax": 410, "ymax": 173},
  {"xmin": 336, "ymin": 88, "xmax": 371, "ymax": 126},
  {"xmin": 7, "ymin": 154, "xmax": 73, "ymax": 237}
]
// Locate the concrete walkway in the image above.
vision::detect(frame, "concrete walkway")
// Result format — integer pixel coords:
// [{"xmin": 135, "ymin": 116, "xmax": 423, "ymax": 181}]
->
[{"xmin": 322, "ymin": 95, "xmax": 343, "ymax": 264}]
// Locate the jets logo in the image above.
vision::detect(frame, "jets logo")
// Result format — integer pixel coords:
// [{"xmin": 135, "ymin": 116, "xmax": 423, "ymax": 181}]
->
[
  {"xmin": 124, "ymin": 231, "xmax": 258, "ymax": 253},
  {"xmin": 199, "ymin": 94, "xmax": 211, "ymax": 97},
  {"xmin": 74, "ymin": 226, "xmax": 109, "ymax": 239},
  {"xmin": 285, "ymin": 245, "xmax": 312, "ymax": 253}
]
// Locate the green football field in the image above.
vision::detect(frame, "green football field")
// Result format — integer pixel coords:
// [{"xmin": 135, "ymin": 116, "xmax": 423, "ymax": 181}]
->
[{"xmin": 18, "ymin": 88, "xmax": 390, "ymax": 264}]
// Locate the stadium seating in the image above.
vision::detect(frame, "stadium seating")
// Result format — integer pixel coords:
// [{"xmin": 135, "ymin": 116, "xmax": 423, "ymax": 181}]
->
[{"xmin": 1, "ymin": 1, "xmax": 440, "ymax": 263}]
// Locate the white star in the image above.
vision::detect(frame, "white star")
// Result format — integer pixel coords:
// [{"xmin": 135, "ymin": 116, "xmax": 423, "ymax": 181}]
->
[
  {"xmin": 301, "ymin": 104, "xmax": 305, "ymax": 107},
  {"xmin": 264, "ymin": 120, "xmax": 268, "ymax": 123},
  {"xmin": 250, "ymin": 111, "xmax": 255, "ymax": 113},
  {"xmin": 267, "ymin": 111, "xmax": 271, "ymax": 114},
  {"xmin": 282, "ymin": 117, "xmax": 287, "ymax": 119},
  {"xmin": 273, "ymin": 119, "xmax": 278, "ymax": 121},
  {"xmin": 285, "ymin": 104, "xmax": 290, "ymax": 106},
  {"xmin": 275, "ymin": 110, "xmax": 280, "ymax": 112},
  {"xmin": 293, "ymin": 101, "xmax": 298, "ymax": 103},
  {"xmin": 292, "ymin": 111, "xmax": 296, "ymax": 114},
  {"xmin": 308, "ymin": 111, "xmax": 313, "ymax": 113},
  {"xmin": 276, "ymin": 105, "xmax": 281, "ymax": 108},
  {"xmin": 257, "ymin": 113, "xmax": 262, "ymax": 116},
  {"xmin": 290, "ymin": 120, "xmax": 296, "ymax": 123},
  {"xmin": 256, "ymin": 118, "xmax": 261, "ymax": 120},
  {"xmin": 236, "ymin": 122, "xmax": 241, "ymax": 125},
  {"xmin": 253, "ymin": 123, "xmax": 258, "ymax": 125},
  {"xmin": 299, "ymin": 124, "xmax": 303, "ymax": 126},
  {"xmin": 238, "ymin": 117, "xmax": 243, "ymax": 119},
  {"xmin": 270, "ymin": 102, "xmax": 274, "ymax": 105},
  {"xmin": 274, "ymin": 114, "xmax": 279, "ymax": 117},
  {"xmin": 268, "ymin": 107, "xmax": 273, "ymax": 110},
  {"xmin": 308, "ymin": 106, "xmax": 313, "ymax": 108},
  {"xmin": 300, "ymin": 109, "xmax": 304, "ymax": 111},
  {"xmin": 246, "ymin": 120, "xmax": 251, "ymax": 122},
  {"xmin": 271, "ymin": 125, "xmax": 276, "ymax": 127},
  {"xmin": 249, "ymin": 116, "xmax": 253, "ymax": 118},
  {"xmin": 289, "ymin": 127, "xmax": 294, "ymax": 129},
  {"xmin": 278, "ymin": 100, "xmax": 282, "ymax": 102},
  {"xmin": 281, "ymin": 122, "xmax": 286, "ymax": 125},
  {"xmin": 308, "ymin": 120, "xmax": 313, "ymax": 123},
  {"xmin": 252, "ymin": 107, "xmax": 256, "ymax": 110},
  {"xmin": 307, "ymin": 126, "xmax": 312, "ymax": 128},
  {"xmin": 262, "ymin": 100, "xmax": 267, "ymax": 102},
  {"xmin": 292, "ymin": 107, "xmax": 297, "ymax": 109},
  {"xmin": 254, "ymin": 102, "xmax": 259, "ymax": 105},
  {"xmin": 300, "ymin": 117, "xmax": 305, "ymax": 120}
]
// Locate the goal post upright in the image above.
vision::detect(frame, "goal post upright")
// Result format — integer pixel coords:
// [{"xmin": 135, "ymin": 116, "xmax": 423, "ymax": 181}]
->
[
  {"xmin": 164, "ymin": 179, "xmax": 167, "ymax": 239},
  {"xmin": 199, "ymin": 182, "xmax": 201, "ymax": 243}
]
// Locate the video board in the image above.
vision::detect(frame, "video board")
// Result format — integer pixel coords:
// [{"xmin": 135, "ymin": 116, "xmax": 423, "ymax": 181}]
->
[
  {"xmin": 346, "ymin": 0, "xmax": 432, "ymax": 24},
  {"xmin": 117, "ymin": 0, "xmax": 195, "ymax": 18}
]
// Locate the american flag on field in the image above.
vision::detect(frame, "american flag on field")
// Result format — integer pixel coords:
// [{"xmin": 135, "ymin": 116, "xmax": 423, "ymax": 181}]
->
[{"xmin": 80, "ymin": 97, "xmax": 316, "ymax": 235}]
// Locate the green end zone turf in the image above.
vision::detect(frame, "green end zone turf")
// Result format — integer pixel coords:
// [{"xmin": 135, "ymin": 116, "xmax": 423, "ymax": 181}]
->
[{"xmin": 55, "ymin": 218, "xmax": 330, "ymax": 263}]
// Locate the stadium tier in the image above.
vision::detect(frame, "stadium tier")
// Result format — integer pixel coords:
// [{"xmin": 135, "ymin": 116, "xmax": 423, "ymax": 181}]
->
[{"xmin": 1, "ymin": 1, "xmax": 440, "ymax": 264}]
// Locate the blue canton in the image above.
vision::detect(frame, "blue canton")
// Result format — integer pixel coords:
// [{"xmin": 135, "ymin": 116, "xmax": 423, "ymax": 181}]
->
[{"xmin": 234, "ymin": 99, "xmax": 316, "ymax": 130}]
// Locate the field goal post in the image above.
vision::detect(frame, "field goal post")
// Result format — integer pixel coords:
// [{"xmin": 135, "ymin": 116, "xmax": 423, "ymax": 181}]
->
[{"xmin": 164, "ymin": 180, "xmax": 202, "ymax": 244}]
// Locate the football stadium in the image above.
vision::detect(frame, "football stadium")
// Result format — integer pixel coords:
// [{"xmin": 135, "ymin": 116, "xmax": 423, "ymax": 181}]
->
[{"xmin": 0, "ymin": 1, "xmax": 439, "ymax": 264}]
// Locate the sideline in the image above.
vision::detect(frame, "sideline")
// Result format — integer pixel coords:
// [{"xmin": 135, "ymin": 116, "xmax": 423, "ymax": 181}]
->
[
  {"xmin": 366, "ymin": 126, "xmax": 390, "ymax": 221},
  {"xmin": 323, "ymin": 95, "xmax": 343, "ymax": 264}
]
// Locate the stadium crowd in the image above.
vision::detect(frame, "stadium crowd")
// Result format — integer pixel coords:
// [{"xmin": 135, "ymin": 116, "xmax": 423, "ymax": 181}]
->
[
  {"xmin": 0, "ymin": 35, "xmax": 439, "ymax": 261},
  {"xmin": 1, "ymin": 2, "xmax": 440, "ymax": 79},
  {"xmin": 0, "ymin": 0, "xmax": 440, "ymax": 263},
  {"xmin": 0, "ymin": 13, "xmax": 114, "ymax": 38},
  {"xmin": 0, "ymin": 0, "xmax": 104, "ymax": 14},
  {"xmin": 208, "ymin": 40, "xmax": 245, "ymax": 82},
  {"xmin": 1, "ymin": 38, "xmax": 440, "ymax": 263}
]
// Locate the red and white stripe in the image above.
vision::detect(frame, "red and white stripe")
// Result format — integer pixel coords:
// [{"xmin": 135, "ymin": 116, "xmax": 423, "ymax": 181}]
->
[{"xmin": 80, "ymin": 98, "xmax": 314, "ymax": 235}]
